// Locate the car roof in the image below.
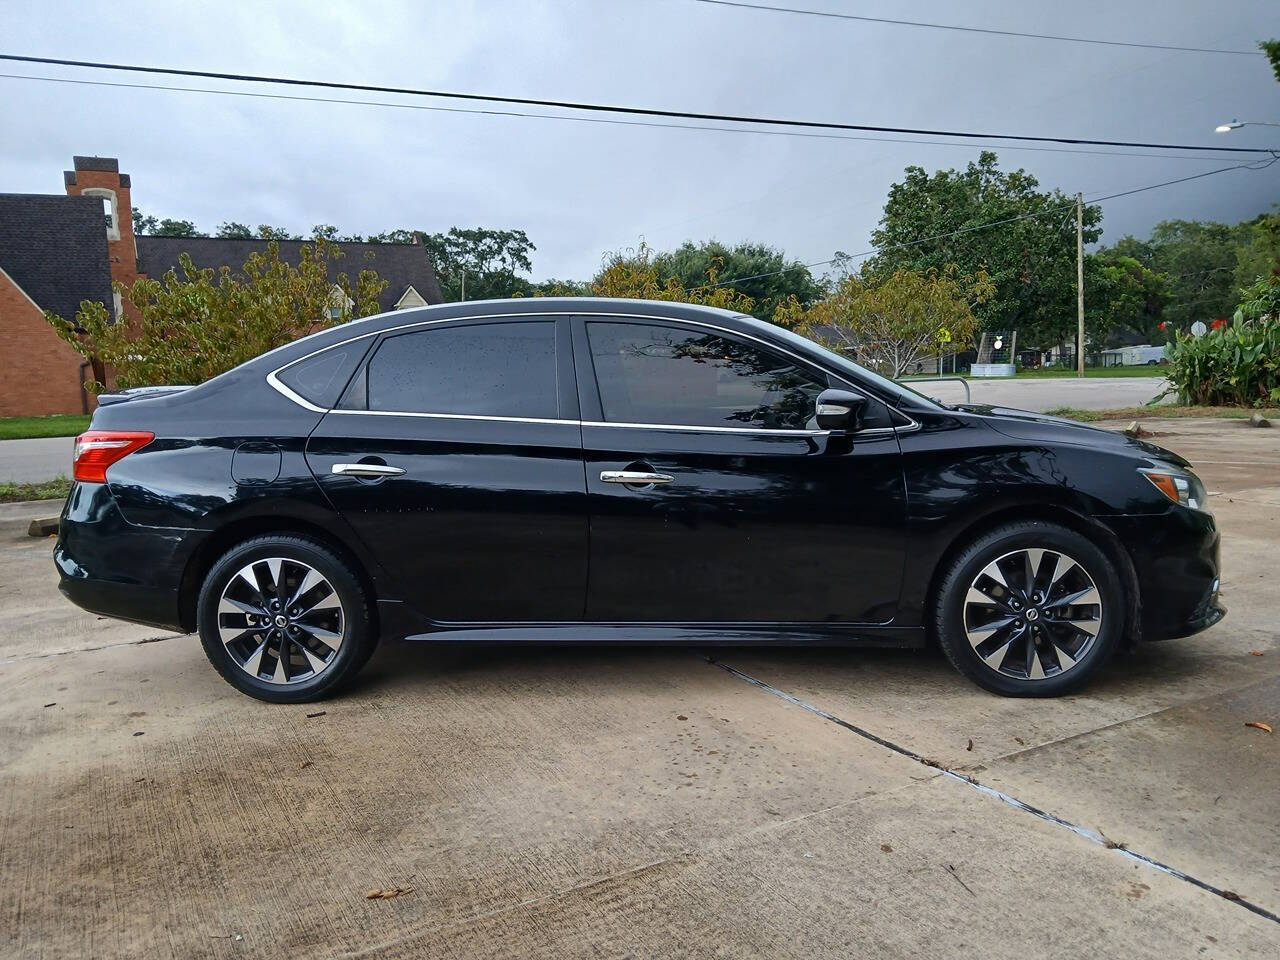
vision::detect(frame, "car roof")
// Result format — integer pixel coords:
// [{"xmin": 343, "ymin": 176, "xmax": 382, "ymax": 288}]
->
[{"xmin": 253, "ymin": 297, "xmax": 760, "ymax": 369}]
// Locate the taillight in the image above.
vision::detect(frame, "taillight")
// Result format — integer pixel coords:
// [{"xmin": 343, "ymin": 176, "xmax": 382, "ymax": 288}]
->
[{"xmin": 72, "ymin": 431, "xmax": 155, "ymax": 483}]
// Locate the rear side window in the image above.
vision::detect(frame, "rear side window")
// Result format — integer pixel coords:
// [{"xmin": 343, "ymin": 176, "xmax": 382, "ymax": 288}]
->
[
  {"xmin": 365, "ymin": 321, "xmax": 558, "ymax": 418},
  {"xmin": 274, "ymin": 344, "xmax": 363, "ymax": 408},
  {"xmin": 586, "ymin": 321, "xmax": 827, "ymax": 430}
]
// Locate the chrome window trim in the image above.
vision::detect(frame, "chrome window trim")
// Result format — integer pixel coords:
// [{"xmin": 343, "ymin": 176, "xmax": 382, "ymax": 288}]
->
[
  {"xmin": 265, "ymin": 369, "xmax": 330, "ymax": 413},
  {"xmin": 264, "ymin": 309, "xmax": 920, "ymax": 434},
  {"xmin": 327, "ymin": 408, "xmax": 572, "ymax": 426}
]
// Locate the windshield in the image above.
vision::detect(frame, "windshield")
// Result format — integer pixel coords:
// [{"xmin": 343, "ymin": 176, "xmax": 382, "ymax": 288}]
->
[{"xmin": 750, "ymin": 320, "xmax": 948, "ymax": 410}]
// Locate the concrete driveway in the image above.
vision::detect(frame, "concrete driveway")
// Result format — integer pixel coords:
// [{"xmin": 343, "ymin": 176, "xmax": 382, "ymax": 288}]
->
[{"xmin": 1, "ymin": 418, "xmax": 1277, "ymax": 958}]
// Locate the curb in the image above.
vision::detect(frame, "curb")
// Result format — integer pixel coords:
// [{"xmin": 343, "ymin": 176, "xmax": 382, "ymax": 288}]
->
[
  {"xmin": 0, "ymin": 499, "xmax": 66, "ymax": 540},
  {"xmin": 28, "ymin": 517, "xmax": 59, "ymax": 538}
]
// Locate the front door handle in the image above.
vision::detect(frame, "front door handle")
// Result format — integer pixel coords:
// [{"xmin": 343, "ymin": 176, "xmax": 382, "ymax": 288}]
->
[
  {"xmin": 331, "ymin": 463, "xmax": 406, "ymax": 478},
  {"xmin": 600, "ymin": 470, "xmax": 674, "ymax": 485}
]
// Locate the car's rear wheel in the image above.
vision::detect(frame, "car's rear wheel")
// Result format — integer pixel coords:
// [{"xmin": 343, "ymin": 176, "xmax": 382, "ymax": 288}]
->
[
  {"xmin": 933, "ymin": 521, "xmax": 1122, "ymax": 696},
  {"xmin": 197, "ymin": 535, "xmax": 375, "ymax": 703}
]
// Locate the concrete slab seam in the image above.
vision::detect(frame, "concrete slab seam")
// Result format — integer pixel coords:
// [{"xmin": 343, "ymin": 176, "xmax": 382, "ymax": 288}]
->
[
  {"xmin": 1, "ymin": 632, "xmax": 185, "ymax": 664},
  {"xmin": 700, "ymin": 653, "xmax": 1280, "ymax": 926}
]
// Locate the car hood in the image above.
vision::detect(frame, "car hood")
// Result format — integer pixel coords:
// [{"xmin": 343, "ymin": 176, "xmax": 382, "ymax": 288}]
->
[{"xmin": 959, "ymin": 404, "xmax": 1192, "ymax": 469}]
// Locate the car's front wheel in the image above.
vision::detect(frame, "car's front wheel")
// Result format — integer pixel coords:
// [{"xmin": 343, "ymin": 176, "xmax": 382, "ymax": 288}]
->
[
  {"xmin": 933, "ymin": 521, "xmax": 1122, "ymax": 696},
  {"xmin": 196, "ymin": 535, "xmax": 376, "ymax": 703}
]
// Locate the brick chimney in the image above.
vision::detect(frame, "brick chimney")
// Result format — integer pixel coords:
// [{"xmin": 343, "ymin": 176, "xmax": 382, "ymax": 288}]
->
[{"xmin": 64, "ymin": 156, "xmax": 140, "ymax": 320}]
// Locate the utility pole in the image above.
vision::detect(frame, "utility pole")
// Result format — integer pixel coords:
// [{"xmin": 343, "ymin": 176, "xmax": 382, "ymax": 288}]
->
[
  {"xmin": 461, "ymin": 272, "xmax": 466, "ymax": 302},
  {"xmin": 1076, "ymin": 193, "xmax": 1085, "ymax": 378}
]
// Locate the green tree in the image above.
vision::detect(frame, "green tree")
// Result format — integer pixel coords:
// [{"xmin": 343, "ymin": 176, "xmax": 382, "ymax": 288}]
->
[
  {"xmin": 132, "ymin": 209, "xmax": 156, "ymax": 235},
  {"xmin": 1234, "ymin": 209, "xmax": 1280, "ymax": 288},
  {"xmin": 312, "ymin": 224, "xmax": 367, "ymax": 242},
  {"xmin": 651, "ymin": 240, "xmax": 821, "ymax": 323},
  {"xmin": 1144, "ymin": 220, "xmax": 1249, "ymax": 329},
  {"xmin": 45, "ymin": 239, "xmax": 386, "ymax": 391},
  {"xmin": 1084, "ymin": 249, "xmax": 1168, "ymax": 345},
  {"xmin": 418, "ymin": 227, "xmax": 536, "ymax": 301},
  {"xmin": 367, "ymin": 229, "xmax": 417, "ymax": 245},
  {"xmin": 870, "ymin": 151, "xmax": 1101, "ymax": 348},
  {"xmin": 131, "ymin": 210, "xmax": 206, "ymax": 237},
  {"xmin": 587, "ymin": 242, "xmax": 757, "ymax": 313},
  {"xmin": 215, "ymin": 221, "xmax": 254, "ymax": 239},
  {"xmin": 787, "ymin": 265, "xmax": 991, "ymax": 378},
  {"xmin": 256, "ymin": 224, "xmax": 301, "ymax": 241},
  {"xmin": 1262, "ymin": 39, "xmax": 1280, "ymax": 82}
]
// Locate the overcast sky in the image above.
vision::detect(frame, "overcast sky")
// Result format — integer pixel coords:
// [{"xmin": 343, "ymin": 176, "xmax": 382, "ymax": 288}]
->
[{"xmin": 2, "ymin": 0, "xmax": 1278, "ymax": 281}]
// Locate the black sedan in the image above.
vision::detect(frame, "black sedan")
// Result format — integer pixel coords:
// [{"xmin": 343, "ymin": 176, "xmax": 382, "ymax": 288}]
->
[{"xmin": 55, "ymin": 299, "xmax": 1224, "ymax": 702}]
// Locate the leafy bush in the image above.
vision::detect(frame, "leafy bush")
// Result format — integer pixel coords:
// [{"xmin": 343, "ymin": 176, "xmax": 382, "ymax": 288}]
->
[
  {"xmin": 47, "ymin": 239, "xmax": 386, "ymax": 392},
  {"xmin": 1164, "ymin": 277, "xmax": 1280, "ymax": 405}
]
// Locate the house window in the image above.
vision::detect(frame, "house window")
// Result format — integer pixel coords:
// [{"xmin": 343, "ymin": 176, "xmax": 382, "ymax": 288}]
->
[{"xmin": 82, "ymin": 188, "xmax": 119, "ymax": 241}]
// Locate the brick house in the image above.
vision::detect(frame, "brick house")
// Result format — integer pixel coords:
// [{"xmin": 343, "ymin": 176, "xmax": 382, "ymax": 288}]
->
[{"xmin": 0, "ymin": 155, "xmax": 443, "ymax": 418}]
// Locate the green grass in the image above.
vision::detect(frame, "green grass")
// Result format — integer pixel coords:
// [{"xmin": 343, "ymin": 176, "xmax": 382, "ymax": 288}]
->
[
  {"xmin": 0, "ymin": 475, "xmax": 72, "ymax": 503},
  {"xmin": 0, "ymin": 414, "xmax": 90, "ymax": 440},
  {"xmin": 1045, "ymin": 405, "xmax": 1280, "ymax": 423}
]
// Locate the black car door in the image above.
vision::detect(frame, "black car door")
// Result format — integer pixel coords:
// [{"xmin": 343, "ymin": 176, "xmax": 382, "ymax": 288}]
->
[
  {"xmin": 575, "ymin": 316, "xmax": 907, "ymax": 624},
  {"xmin": 305, "ymin": 315, "xmax": 587, "ymax": 623}
]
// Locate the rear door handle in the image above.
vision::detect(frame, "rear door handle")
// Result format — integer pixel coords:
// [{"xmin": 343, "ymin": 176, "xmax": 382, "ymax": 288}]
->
[
  {"xmin": 331, "ymin": 463, "xmax": 406, "ymax": 477},
  {"xmin": 600, "ymin": 470, "xmax": 674, "ymax": 485}
]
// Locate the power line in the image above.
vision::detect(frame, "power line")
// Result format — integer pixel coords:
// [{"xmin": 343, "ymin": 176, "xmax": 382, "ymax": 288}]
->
[
  {"xmin": 2, "ymin": 71, "xmax": 1253, "ymax": 165},
  {"xmin": 704, "ymin": 156, "xmax": 1279, "ymax": 288},
  {"xmin": 691, "ymin": 1, "xmax": 1266, "ymax": 57},
  {"xmin": 1, "ymin": 53, "xmax": 1275, "ymax": 156}
]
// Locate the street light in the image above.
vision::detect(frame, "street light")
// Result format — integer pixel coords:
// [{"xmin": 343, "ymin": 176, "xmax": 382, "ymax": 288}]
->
[{"xmin": 1215, "ymin": 118, "xmax": 1280, "ymax": 133}]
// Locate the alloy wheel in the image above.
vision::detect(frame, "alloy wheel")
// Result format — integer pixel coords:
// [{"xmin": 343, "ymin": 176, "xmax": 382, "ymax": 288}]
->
[
  {"xmin": 963, "ymin": 547, "xmax": 1103, "ymax": 681},
  {"xmin": 216, "ymin": 557, "xmax": 345, "ymax": 685}
]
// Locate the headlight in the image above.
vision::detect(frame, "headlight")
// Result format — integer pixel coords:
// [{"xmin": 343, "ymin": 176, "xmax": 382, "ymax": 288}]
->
[{"xmin": 1140, "ymin": 463, "xmax": 1208, "ymax": 511}]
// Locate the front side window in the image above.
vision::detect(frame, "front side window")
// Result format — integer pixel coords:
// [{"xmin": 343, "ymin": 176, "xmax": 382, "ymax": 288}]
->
[
  {"xmin": 587, "ymin": 322, "xmax": 827, "ymax": 430},
  {"xmin": 366, "ymin": 321, "xmax": 558, "ymax": 418}
]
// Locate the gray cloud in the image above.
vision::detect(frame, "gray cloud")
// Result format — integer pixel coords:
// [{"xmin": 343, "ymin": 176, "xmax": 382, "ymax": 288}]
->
[{"xmin": 2, "ymin": 0, "xmax": 1277, "ymax": 281}]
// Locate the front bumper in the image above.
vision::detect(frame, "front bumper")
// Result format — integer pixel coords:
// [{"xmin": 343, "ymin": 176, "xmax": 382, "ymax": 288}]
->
[
  {"xmin": 55, "ymin": 482, "xmax": 201, "ymax": 633},
  {"xmin": 1100, "ymin": 505, "xmax": 1225, "ymax": 641}
]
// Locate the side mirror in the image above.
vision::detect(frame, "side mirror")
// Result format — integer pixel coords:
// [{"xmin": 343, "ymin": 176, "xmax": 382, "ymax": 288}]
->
[{"xmin": 815, "ymin": 388, "xmax": 867, "ymax": 432}]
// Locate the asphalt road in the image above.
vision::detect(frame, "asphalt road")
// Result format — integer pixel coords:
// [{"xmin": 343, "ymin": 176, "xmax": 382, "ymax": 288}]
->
[
  {"xmin": 0, "ymin": 436, "xmax": 72, "ymax": 484},
  {"xmin": 1, "ymin": 417, "xmax": 1277, "ymax": 958},
  {"xmin": 919, "ymin": 374, "xmax": 1168, "ymax": 410},
  {"xmin": 0, "ymin": 378, "xmax": 1168, "ymax": 483}
]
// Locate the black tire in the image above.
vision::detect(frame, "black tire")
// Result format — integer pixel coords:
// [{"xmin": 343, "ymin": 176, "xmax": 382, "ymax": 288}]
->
[
  {"xmin": 932, "ymin": 521, "xmax": 1122, "ymax": 697},
  {"xmin": 197, "ymin": 535, "xmax": 376, "ymax": 703}
]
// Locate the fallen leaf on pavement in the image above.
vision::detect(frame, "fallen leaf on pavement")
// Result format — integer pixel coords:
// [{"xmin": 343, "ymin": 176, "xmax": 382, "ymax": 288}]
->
[
  {"xmin": 366, "ymin": 887, "xmax": 413, "ymax": 900},
  {"xmin": 676, "ymin": 715, "xmax": 688, "ymax": 721},
  {"xmin": 1249, "ymin": 651, "xmax": 1264, "ymax": 656},
  {"xmin": 43, "ymin": 702, "xmax": 56, "ymax": 708},
  {"xmin": 1244, "ymin": 721, "xmax": 1273, "ymax": 734},
  {"xmin": 1221, "ymin": 890, "xmax": 1241, "ymax": 901},
  {"xmin": 306, "ymin": 711, "xmax": 326, "ymax": 719},
  {"xmin": 966, "ymin": 739, "xmax": 973, "ymax": 752},
  {"xmin": 1013, "ymin": 737, "xmax": 1025, "ymax": 745},
  {"xmin": 1100, "ymin": 833, "xmax": 1127, "ymax": 850}
]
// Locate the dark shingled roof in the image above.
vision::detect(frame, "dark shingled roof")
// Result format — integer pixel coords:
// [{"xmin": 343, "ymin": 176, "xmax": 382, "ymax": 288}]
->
[
  {"xmin": 0, "ymin": 194, "xmax": 113, "ymax": 321},
  {"xmin": 136, "ymin": 237, "xmax": 444, "ymax": 313}
]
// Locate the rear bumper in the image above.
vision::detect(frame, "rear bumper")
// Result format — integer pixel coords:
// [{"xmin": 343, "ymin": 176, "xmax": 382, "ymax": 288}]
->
[
  {"xmin": 54, "ymin": 482, "xmax": 201, "ymax": 633},
  {"xmin": 1099, "ymin": 506, "xmax": 1224, "ymax": 641}
]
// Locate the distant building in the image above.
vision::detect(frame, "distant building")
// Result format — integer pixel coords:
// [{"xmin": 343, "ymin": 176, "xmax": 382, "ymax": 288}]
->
[{"xmin": 0, "ymin": 155, "xmax": 443, "ymax": 417}]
